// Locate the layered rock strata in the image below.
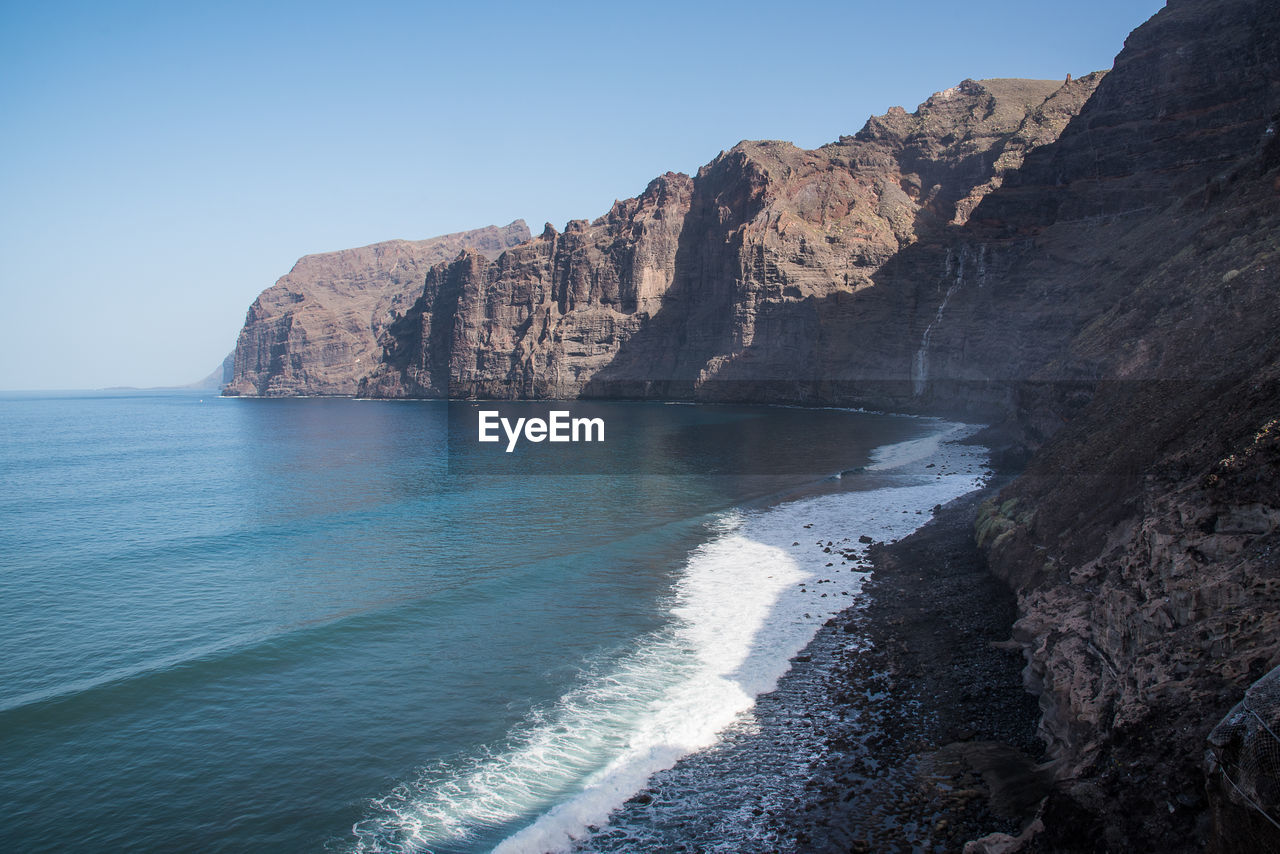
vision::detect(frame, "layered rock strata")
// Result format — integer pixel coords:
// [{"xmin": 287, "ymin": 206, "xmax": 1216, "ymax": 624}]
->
[
  {"xmin": 357, "ymin": 77, "xmax": 1101, "ymax": 401},
  {"xmin": 225, "ymin": 221, "xmax": 529, "ymax": 396},
  {"xmin": 954, "ymin": 0, "xmax": 1280, "ymax": 847},
  {"xmin": 222, "ymin": 0, "xmax": 1280, "ymax": 847}
]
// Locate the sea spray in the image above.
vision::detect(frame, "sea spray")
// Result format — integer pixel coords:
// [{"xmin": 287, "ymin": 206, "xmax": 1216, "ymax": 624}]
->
[
  {"xmin": 349, "ymin": 423, "xmax": 990, "ymax": 854},
  {"xmin": 0, "ymin": 396, "xmax": 979, "ymax": 853}
]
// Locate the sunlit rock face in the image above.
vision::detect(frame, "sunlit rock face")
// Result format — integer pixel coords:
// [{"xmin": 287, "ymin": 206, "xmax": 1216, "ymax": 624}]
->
[
  {"xmin": 354, "ymin": 77, "xmax": 1097, "ymax": 404},
  {"xmin": 225, "ymin": 221, "xmax": 530, "ymax": 397}
]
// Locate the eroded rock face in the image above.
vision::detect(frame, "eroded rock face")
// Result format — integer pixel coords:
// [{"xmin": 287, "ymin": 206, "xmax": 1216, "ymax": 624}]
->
[
  {"xmin": 359, "ymin": 174, "xmax": 694, "ymax": 398},
  {"xmin": 965, "ymin": 0, "xmax": 1280, "ymax": 847},
  {"xmin": 357, "ymin": 77, "xmax": 1099, "ymax": 401},
  {"xmin": 224, "ymin": 221, "xmax": 530, "ymax": 396},
  {"xmin": 1206, "ymin": 663, "xmax": 1280, "ymax": 853}
]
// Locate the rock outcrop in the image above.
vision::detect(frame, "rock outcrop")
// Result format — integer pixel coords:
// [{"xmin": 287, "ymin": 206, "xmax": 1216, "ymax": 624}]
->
[
  {"xmin": 1206, "ymin": 663, "xmax": 1280, "ymax": 853},
  {"xmin": 224, "ymin": 221, "xmax": 529, "ymax": 396},
  {"xmin": 357, "ymin": 77, "xmax": 1100, "ymax": 401},
  {"xmin": 188, "ymin": 351, "xmax": 235, "ymax": 391},
  {"xmin": 224, "ymin": 0, "xmax": 1280, "ymax": 847},
  {"xmin": 953, "ymin": 0, "xmax": 1280, "ymax": 848}
]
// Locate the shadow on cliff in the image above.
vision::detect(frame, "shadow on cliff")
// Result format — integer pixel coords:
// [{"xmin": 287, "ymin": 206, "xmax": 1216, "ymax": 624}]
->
[
  {"xmin": 596, "ymin": 3, "xmax": 1280, "ymax": 851},
  {"xmin": 591, "ymin": 57, "xmax": 1276, "ymax": 440},
  {"xmin": 582, "ymin": 158, "xmax": 1053, "ymax": 425},
  {"xmin": 579, "ymin": 150, "xmax": 767, "ymax": 401},
  {"xmin": 581, "ymin": 120, "xmax": 1091, "ymax": 421}
]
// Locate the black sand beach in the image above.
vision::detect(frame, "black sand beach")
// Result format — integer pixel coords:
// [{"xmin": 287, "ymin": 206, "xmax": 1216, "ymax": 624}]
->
[
  {"xmin": 784, "ymin": 485, "xmax": 1049, "ymax": 852},
  {"xmin": 584, "ymin": 485, "xmax": 1047, "ymax": 852}
]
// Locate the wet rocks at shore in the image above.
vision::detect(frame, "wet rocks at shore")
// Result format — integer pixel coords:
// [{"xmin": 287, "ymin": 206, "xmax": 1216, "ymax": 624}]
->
[
  {"xmin": 581, "ymin": 486, "xmax": 1047, "ymax": 852},
  {"xmin": 785, "ymin": 487, "xmax": 1047, "ymax": 852}
]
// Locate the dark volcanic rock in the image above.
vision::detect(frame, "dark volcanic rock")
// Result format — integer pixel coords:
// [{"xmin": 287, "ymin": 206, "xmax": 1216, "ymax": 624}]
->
[
  {"xmin": 1205, "ymin": 663, "xmax": 1280, "ymax": 853},
  {"xmin": 579, "ymin": 1, "xmax": 1280, "ymax": 847},
  {"xmin": 792, "ymin": 490, "xmax": 1047, "ymax": 854},
  {"xmin": 951, "ymin": 1, "xmax": 1280, "ymax": 849},
  {"xmin": 579, "ymin": 490, "xmax": 1045, "ymax": 854}
]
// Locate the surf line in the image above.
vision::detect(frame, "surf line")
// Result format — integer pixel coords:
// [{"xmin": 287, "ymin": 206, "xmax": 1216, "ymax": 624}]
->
[{"xmin": 478, "ymin": 410, "xmax": 605, "ymax": 453}]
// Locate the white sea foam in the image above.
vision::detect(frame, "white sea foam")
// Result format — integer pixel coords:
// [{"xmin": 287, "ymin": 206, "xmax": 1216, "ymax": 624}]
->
[
  {"xmin": 349, "ymin": 422, "xmax": 989, "ymax": 854},
  {"xmin": 866, "ymin": 420, "xmax": 973, "ymax": 471}
]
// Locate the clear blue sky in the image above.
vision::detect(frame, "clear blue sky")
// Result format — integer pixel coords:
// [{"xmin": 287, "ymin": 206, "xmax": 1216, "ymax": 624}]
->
[{"xmin": 0, "ymin": 0, "xmax": 1165, "ymax": 389}]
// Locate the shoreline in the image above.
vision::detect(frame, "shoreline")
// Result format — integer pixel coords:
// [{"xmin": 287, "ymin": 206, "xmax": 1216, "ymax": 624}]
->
[
  {"xmin": 578, "ymin": 484, "xmax": 1045, "ymax": 852},
  {"xmin": 783, "ymin": 485, "xmax": 1047, "ymax": 851},
  {"xmin": 563, "ymin": 432, "xmax": 1033, "ymax": 851},
  {"xmin": 501, "ymin": 424, "xmax": 991, "ymax": 852}
]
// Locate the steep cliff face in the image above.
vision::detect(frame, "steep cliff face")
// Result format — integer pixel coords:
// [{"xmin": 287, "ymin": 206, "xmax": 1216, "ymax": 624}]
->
[
  {"xmin": 359, "ymin": 174, "xmax": 694, "ymax": 398},
  {"xmin": 224, "ymin": 221, "xmax": 529, "ymax": 396},
  {"xmin": 976, "ymin": 180, "xmax": 1280, "ymax": 849},
  {"xmin": 951, "ymin": 0, "xmax": 1280, "ymax": 847},
  {"xmin": 358, "ymin": 77, "xmax": 1099, "ymax": 400},
  {"xmin": 896, "ymin": 0, "xmax": 1280, "ymax": 419},
  {"xmin": 222, "ymin": 2, "xmax": 1280, "ymax": 845}
]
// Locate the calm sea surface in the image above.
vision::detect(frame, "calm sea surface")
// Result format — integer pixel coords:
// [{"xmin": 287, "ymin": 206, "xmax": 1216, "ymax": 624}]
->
[{"xmin": 0, "ymin": 392, "xmax": 984, "ymax": 852}]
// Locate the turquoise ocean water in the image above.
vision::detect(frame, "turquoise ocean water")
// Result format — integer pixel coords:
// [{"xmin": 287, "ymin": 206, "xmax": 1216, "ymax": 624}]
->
[{"xmin": 0, "ymin": 392, "xmax": 986, "ymax": 852}]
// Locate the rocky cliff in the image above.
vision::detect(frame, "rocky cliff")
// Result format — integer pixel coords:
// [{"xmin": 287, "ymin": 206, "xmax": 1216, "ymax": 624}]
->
[
  {"xmin": 224, "ymin": 0, "xmax": 1280, "ymax": 846},
  {"xmin": 356, "ymin": 76, "xmax": 1101, "ymax": 401},
  {"xmin": 187, "ymin": 351, "xmax": 235, "ymax": 391},
  {"xmin": 224, "ymin": 221, "xmax": 529, "ymax": 396},
  {"xmin": 951, "ymin": 0, "xmax": 1280, "ymax": 848}
]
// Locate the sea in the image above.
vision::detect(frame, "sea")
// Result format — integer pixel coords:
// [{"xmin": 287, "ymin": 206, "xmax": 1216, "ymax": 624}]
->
[{"xmin": 0, "ymin": 391, "xmax": 989, "ymax": 852}]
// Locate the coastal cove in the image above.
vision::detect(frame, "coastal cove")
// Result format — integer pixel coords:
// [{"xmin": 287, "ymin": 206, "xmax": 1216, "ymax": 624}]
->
[
  {"xmin": 0, "ymin": 393, "xmax": 990, "ymax": 852},
  {"xmin": 5, "ymin": 0, "xmax": 1279, "ymax": 849}
]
